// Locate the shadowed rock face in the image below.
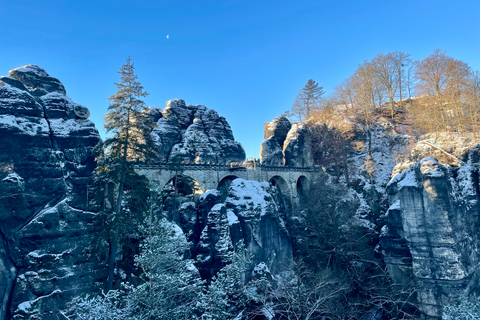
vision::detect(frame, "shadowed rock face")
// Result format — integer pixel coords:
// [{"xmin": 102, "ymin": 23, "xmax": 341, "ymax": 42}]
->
[
  {"xmin": 175, "ymin": 179, "xmax": 294, "ymax": 280},
  {"xmin": 0, "ymin": 65, "xmax": 104, "ymax": 320},
  {"xmin": 151, "ymin": 99, "xmax": 246, "ymax": 164},
  {"xmin": 7, "ymin": 65, "xmax": 66, "ymax": 96},
  {"xmin": 382, "ymin": 156, "xmax": 480, "ymax": 319}
]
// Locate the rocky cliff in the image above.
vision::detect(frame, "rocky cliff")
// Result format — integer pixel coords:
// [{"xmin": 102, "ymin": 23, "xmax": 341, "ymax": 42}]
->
[
  {"xmin": 0, "ymin": 65, "xmax": 103, "ymax": 319},
  {"xmin": 2, "ymin": 64, "xmax": 480, "ymax": 320},
  {"xmin": 260, "ymin": 116, "xmax": 314, "ymax": 167},
  {"xmin": 160, "ymin": 178, "xmax": 293, "ymax": 281},
  {"xmin": 382, "ymin": 142, "xmax": 480, "ymax": 319},
  {"xmin": 151, "ymin": 99, "xmax": 246, "ymax": 164}
]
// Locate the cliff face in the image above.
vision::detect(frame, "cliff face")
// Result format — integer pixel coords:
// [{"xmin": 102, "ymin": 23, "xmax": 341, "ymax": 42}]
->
[
  {"xmin": 2, "ymin": 64, "xmax": 480, "ymax": 320},
  {"xmin": 382, "ymin": 148, "xmax": 480, "ymax": 319},
  {"xmin": 151, "ymin": 99, "xmax": 246, "ymax": 164},
  {"xmin": 161, "ymin": 178, "xmax": 294, "ymax": 281},
  {"xmin": 0, "ymin": 65, "xmax": 103, "ymax": 319},
  {"xmin": 260, "ymin": 116, "xmax": 314, "ymax": 167}
]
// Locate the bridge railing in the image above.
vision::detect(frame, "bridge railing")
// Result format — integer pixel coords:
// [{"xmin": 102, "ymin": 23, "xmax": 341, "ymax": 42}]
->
[{"xmin": 134, "ymin": 162, "xmax": 320, "ymax": 172}]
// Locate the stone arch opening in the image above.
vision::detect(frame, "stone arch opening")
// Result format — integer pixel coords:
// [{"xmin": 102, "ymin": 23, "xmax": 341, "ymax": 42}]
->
[
  {"xmin": 217, "ymin": 175, "xmax": 239, "ymax": 201},
  {"xmin": 269, "ymin": 175, "xmax": 292, "ymax": 214},
  {"xmin": 161, "ymin": 174, "xmax": 203, "ymax": 236},
  {"xmin": 164, "ymin": 174, "xmax": 203, "ymax": 196},
  {"xmin": 161, "ymin": 174, "xmax": 203, "ymax": 214},
  {"xmin": 296, "ymin": 175, "xmax": 310, "ymax": 205}
]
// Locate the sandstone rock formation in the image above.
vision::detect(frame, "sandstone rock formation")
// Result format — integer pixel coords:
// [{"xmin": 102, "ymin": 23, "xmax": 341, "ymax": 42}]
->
[
  {"xmin": 260, "ymin": 116, "xmax": 314, "ymax": 167},
  {"xmin": 381, "ymin": 154, "xmax": 480, "ymax": 319},
  {"xmin": 151, "ymin": 99, "xmax": 246, "ymax": 164},
  {"xmin": 283, "ymin": 123, "xmax": 314, "ymax": 167},
  {"xmin": 0, "ymin": 65, "xmax": 103, "ymax": 319},
  {"xmin": 163, "ymin": 179, "xmax": 294, "ymax": 280}
]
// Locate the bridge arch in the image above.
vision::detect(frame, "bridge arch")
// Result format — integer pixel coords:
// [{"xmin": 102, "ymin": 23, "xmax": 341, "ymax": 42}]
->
[
  {"xmin": 217, "ymin": 175, "xmax": 239, "ymax": 201},
  {"xmin": 296, "ymin": 175, "xmax": 310, "ymax": 205},
  {"xmin": 163, "ymin": 174, "xmax": 203, "ymax": 196},
  {"xmin": 269, "ymin": 175, "xmax": 292, "ymax": 214}
]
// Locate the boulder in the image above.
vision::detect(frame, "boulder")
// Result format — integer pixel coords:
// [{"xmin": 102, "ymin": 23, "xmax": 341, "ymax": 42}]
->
[
  {"xmin": 264, "ymin": 116, "xmax": 291, "ymax": 144},
  {"xmin": 225, "ymin": 179, "xmax": 293, "ymax": 276},
  {"xmin": 8, "ymin": 65, "xmax": 66, "ymax": 96},
  {"xmin": 260, "ymin": 137, "xmax": 284, "ymax": 166},
  {"xmin": 259, "ymin": 118, "xmax": 314, "ymax": 167}
]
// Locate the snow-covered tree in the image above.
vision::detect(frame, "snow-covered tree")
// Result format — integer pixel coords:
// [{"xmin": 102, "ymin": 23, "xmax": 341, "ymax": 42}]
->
[
  {"xmin": 72, "ymin": 218, "xmax": 204, "ymax": 320},
  {"xmin": 94, "ymin": 57, "xmax": 158, "ymax": 290},
  {"xmin": 199, "ymin": 241, "xmax": 250, "ymax": 320}
]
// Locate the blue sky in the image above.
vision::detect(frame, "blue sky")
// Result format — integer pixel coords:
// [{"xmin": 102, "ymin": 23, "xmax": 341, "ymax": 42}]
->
[{"xmin": 1, "ymin": 0, "xmax": 479, "ymax": 158}]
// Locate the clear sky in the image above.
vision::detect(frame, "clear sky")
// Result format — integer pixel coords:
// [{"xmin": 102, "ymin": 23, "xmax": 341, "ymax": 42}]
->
[{"xmin": 1, "ymin": 0, "xmax": 479, "ymax": 158}]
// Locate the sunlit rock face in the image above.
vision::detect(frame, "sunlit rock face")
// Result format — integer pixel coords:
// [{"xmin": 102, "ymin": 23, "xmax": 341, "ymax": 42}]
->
[
  {"xmin": 381, "ymin": 155, "xmax": 480, "ymax": 320},
  {"xmin": 260, "ymin": 116, "xmax": 314, "ymax": 167},
  {"xmin": 151, "ymin": 99, "xmax": 246, "ymax": 164},
  {"xmin": 283, "ymin": 123, "xmax": 314, "ymax": 167},
  {"xmin": 0, "ymin": 65, "xmax": 104, "ymax": 320}
]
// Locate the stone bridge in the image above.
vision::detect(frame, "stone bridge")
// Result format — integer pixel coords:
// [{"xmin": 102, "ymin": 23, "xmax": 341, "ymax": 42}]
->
[{"xmin": 135, "ymin": 162, "xmax": 322, "ymax": 213}]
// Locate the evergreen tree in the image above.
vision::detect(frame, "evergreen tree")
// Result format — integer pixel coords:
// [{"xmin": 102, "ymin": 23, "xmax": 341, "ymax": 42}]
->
[
  {"xmin": 292, "ymin": 79, "xmax": 325, "ymax": 122},
  {"xmin": 72, "ymin": 219, "xmax": 204, "ymax": 320},
  {"xmin": 95, "ymin": 57, "xmax": 158, "ymax": 291}
]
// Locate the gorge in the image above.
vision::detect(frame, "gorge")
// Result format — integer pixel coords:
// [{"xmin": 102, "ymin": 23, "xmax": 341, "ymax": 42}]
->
[{"xmin": 1, "ymin": 65, "xmax": 480, "ymax": 320}]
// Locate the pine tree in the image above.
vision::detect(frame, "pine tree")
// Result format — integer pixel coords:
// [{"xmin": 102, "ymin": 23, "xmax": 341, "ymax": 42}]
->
[
  {"xmin": 292, "ymin": 79, "xmax": 325, "ymax": 122},
  {"xmin": 72, "ymin": 219, "xmax": 204, "ymax": 320},
  {"xmin": 95, "ymin": 57, "xmax": 158, "ymax": 291}
]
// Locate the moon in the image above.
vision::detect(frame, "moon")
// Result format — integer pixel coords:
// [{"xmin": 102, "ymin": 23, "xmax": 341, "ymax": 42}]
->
[{"xmin": 166, "ymin": 35, "xmax": 169, "ymax": 39}]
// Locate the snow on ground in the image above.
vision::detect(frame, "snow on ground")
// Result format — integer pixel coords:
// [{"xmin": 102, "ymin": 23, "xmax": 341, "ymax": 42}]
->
[{"xmin": 15, "ymin": 289, "xmax": 62, "ymax": 314}]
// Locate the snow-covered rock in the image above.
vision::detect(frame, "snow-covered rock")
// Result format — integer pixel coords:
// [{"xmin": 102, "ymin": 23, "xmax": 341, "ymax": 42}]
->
[
  {"xmin": 382, "ymin": 155, "xmax": 480, "ymax": 319},
  {"xmin": 0, "ymin": 65, "xmax": 103, "ymax": 319},
  {"xmin": 183, "ymin": 178, "xmax": 293, "ymax": 280},
  {"xmin": 151, "ymin": 99, "xmax": 245, "ymax": 164}
]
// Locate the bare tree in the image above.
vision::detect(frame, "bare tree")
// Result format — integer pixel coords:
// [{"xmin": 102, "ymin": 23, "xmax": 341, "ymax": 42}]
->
[
  {"xmin": 371, "ymin": 53, "xmax": 399, "ymax": 120},
  {"xmin": 414, "ymin": 49, "xmax": 470, "ymax": 97},
  {"xmin": 414, "ymin": 50, "xmax": 471, "ymax": 133},
  {"xmin": 249, "ymin": 263, "xmax": 347, "ymax": 320},
  {"xmin": 351, "ymin": 61, "xmax": 379, "ymax": 154},
  {"xmin": 370, "ymin": 52, "xmax": 411, "ymax": 120},
  {"xmin": 392, "ymin": 51, "xmax": 411, "ymax": 105}
]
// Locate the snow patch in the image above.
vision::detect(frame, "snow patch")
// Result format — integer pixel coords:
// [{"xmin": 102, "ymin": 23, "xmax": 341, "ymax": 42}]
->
[
  {"xmin": 3, "ymin": 172, "xmax": 24, "ymax": 184},
  {"xmin": 49, "ymin": 118, "xmax": 94, "ymax": 137},
  {"xmin": 0, "ymin": 115, "xmax": 49, "ymax": 136},
  {"xmin": 227, "ymin": 209, "xmax": 239, "ymax": 225},
  {"xmin": 226, "ymin": 179, "xmax": 274, "ymax": 217},
  {"xmin": 11, "ymin": 65, "xmax": 50, "ymax": 77}
]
